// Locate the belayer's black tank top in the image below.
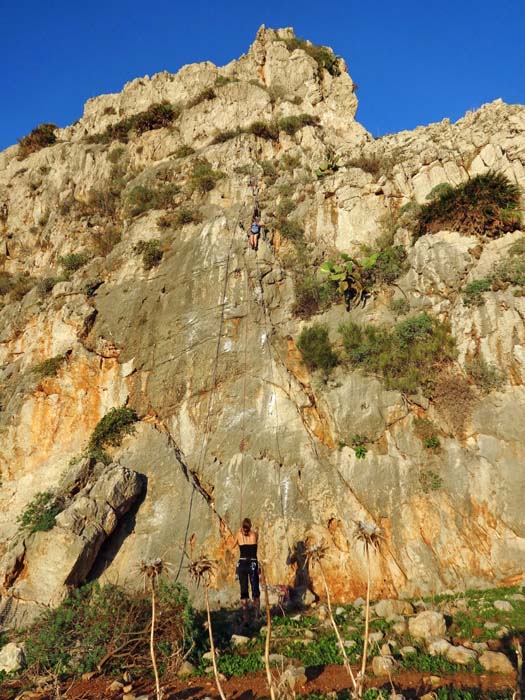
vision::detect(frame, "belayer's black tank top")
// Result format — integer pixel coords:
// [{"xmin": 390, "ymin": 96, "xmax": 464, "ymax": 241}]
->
[{"xmin": 239, "ymin": 543, "xmax": 258, "ymax": 559}]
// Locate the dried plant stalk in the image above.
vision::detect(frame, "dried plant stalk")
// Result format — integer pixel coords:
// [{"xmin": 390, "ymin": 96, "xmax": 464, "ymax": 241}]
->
[
  {"xmin": 306, "ymin": 541, "xmax": 358, "ymax": 696},
  {"xmin": 140, "ymin": 558, "xmax": 165, "ymax": 700},
  {"xmin": 260, "ymin": 563, "xmax": 276, "ymax": 700},
  {"xmin": 188, "ymin": 555, "xmax": 226, "ymax": 700}
]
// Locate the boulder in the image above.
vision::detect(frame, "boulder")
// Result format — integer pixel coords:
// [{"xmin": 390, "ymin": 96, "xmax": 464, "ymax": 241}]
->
[
  {"xmin": 368, "ymin": 631, "xmax": 384, "ymax": 644},
  {"xmin": 0, "ymin": 642, "xmax": 25, "ymax": 673},
  {"xmin": 479, "ymin": 650, "xmax": 514, "ymax": 674},
  {"xmin": 428, "ymin": 638, "xmax": 452, "ymax": 656},
  {"xmin": 177, "ymin": 660, "xmax": 196, "ymax": 677},
  {"xmin": 494, "ymin": 600, "xmax": 513, "ymax": 612},
  {"xmin": 400, "ymin": 646, "xmax": 417, "ymax": 658},
  {"xmin": 282, "ymin": 666, "xmax": 307, "ymax": 690},
  {"xmin": 374, "ymin": 599, "xmax": 414, "ymax": 618},
  {"xmin": 409, "ymin": 611, "xmax": 446, "ymax": 641},
  {"xmin": 371, "ymin": 655, "xmax": 395, "ymax": 676},
  {"xmin": 446, "ymin": 645, "xmax": 477, "ymax": 665},
  {"xmin": 231, "ymin": 634, "xmax": 250, "ymax": 647}
]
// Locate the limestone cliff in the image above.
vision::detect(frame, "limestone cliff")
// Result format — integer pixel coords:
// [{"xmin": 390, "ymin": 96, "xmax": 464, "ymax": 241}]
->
[{"xmin": 1, "ymin": 26, "xmax": 525, "ymax": 624}]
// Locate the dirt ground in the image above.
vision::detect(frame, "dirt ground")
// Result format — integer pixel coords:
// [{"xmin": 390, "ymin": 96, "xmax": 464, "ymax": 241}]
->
[{"xmin": 1, "ymin": 666, "xmax": 517, "ymax": 700}]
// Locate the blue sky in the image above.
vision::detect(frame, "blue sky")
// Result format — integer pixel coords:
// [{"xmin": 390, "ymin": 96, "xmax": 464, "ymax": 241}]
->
[{"xmin": 2, "ymin": 0, "xmax": 524, "ymax": 151}]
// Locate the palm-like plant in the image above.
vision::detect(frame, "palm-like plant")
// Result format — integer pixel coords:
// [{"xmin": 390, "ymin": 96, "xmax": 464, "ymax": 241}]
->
[
  {"xmin": 354, "ymin": 520, "xmax": 383, "ymax": 697},
  {"xmin": 305, "ymin": 540, "xmax": 359, "ymax": 697},
  {"xmin": 187, "ymin": 556, "xmax": 226, "ymax": 700},
  {"xmin": 320, "ymin": 254, "xmax": 365, "ymax": 311},
  {"xmin": 140, "ymin": 558, "xmax": 166, "ymax": 700}
]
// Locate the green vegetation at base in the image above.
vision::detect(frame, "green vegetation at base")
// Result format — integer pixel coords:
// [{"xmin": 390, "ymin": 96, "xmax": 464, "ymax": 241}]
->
[
  {"xmin": 58, "ymin": 252, "xmax": 90, "ymax": 272},
  {"xmin": 280, "ymin": 36, "xmax": 341, "ymax": 77},
  {"xmin": 339, "ymin": 313, "xmax": 456, "ymax": 394},
  {"xmin": 22, "ymin": 581, "xmax": 195, "ymax": 677}
]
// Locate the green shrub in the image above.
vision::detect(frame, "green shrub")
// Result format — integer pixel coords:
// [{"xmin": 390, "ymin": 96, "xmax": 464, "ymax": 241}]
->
[
  {"xmin": 248, "ymin": 120, "xmax": 279, "ymax": 141},
  {"xmin": 134, "ymin": 239, "xmax": 163, "ymax": 270},
  {"xmin": 339, "ymin": 313, "xmax": 456, "ymax": 394},
  {"xmin": 419, "ymin": 469, "xmax": 443, "ymax": 492},
  {"xmin": 32, "ymin": 354, "xmax": 66, "ymax": 378},
  {"xmin": 17, "ymin": 491, "xmax": 62, "ymax": 533},
  {"xmin": 107, "ymin": 146, "xmax": 126, "ymax": 163},
  {"xmin": 174, "ymin": 145, "xmax": 195, "ymax": 158},
  {"xmin": 424, "ymin": 435, "xmax": 440, "ymax": 449},
  {"xmin": 87, "ymin": 406, "xmax": 138, "ymax": 464},
  {"xmin": 426, "ymin": 182, "xmax": 454, "ymax": 201},
  {"xmin": 362, "ymin": 245, "xmax": 407, "ymax": 286},
  {"xmin": 9, "ymin": 274, "xmax": 35, "ymax": 301},
  {"xmin": 23, "ymin": 581, "xmax": 195, "ymax": 677},
  {"xmin": 297, "ymin": 323, "xmax": 338, "ymax": 375},
  {"xmin": 280, "ymin": 220, "xmax": 304, "ymax": 242},
  {"xmin": 18, "ymin": 123, "xmax": 57, "ymax": 158},
  {"xmin": 281, "ymin": 36, "xmax": 341, "ymax": 77},
  {"xmin": 58, "ymin": 252, "xmax": 90, "ymax": 272},
  {"xmin": 277, "ymin": 114, "xmax": 319, "ymax": 136},
  {"xmin": 0, "ymin": 271, "xmax": 13, "ymax": 296},
  {"xmin": 466, "ymin": 356, "xmax": 505, "ymax": 393},
  {"xmin": 390, "ymin": 297, "xmax": 410, "ymax": 315},
  {"xmin": 88, "ymin": 102, "xmax": 179, "ymax": 144},
  {"xmin": 415, "ymin": 171, "xmax": 522, "ymax": 239},
  {"xmin": 280, "ymin": 153, "xmax": 302, "ymax": 172},
  {"xmin": 276, "ymin": 197, "xmax": 295, "ymax": 218},
  {"xmin": 189, "ymin": 159, "xmax": 224, "ymax": 194},
  {"xmin": 174, "ymin": 206, "xmax": 202, "ymax": 226},
  {"xmin": 292, "ymin": 275, "xmax": 337, "ymax": 318},
  {"xmin": 462, "ymin": 277, "xmax": 493, "ymax": 306},
  {"xmin": 124, "ymin": 185, "xmax": 157, "ymax": 216},
  {"xmin": 260, "ymin": 159, "xmax": 278, "ymax": 182}
]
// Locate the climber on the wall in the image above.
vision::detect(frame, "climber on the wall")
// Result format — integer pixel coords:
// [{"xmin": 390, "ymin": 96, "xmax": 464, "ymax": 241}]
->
[
  {"xmin": 230, "ymin": 517, "xmax": 261, "ymax": 623},
  {"xmin": 247, "ymin": 213, "xmax": 263, "ymax": 251}
]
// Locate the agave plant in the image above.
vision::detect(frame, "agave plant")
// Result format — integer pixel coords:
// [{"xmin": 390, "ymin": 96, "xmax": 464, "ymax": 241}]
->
[{"xmin": 320, "ymin": 253, "xmax": 365, "ymax": 311}]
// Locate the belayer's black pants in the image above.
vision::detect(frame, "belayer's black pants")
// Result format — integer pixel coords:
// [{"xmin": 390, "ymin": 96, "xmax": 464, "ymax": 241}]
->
[{"xmin": 237, "ymin": 559, "xmax": 260, "ymax": 600}]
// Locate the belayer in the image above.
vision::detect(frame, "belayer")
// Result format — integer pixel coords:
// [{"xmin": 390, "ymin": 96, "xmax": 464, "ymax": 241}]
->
[{"xmin": 230, "ymin": 517, "xmax": 260, "ymax": 623}]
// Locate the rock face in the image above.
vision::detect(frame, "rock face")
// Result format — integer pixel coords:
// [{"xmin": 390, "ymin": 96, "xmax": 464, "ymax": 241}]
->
[{"xmin": 1, "ymin": 26, "xmax": 525, "ymax": 619}]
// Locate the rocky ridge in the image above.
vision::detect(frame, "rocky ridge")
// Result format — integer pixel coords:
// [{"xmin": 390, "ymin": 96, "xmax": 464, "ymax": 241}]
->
[{"xmin": 0, "ymin": 26, "xmax": 525, "ymax": 624}]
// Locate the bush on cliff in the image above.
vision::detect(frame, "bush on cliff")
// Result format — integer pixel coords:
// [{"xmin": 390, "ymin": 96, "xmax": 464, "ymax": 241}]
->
[
  {"xmin": 87, "ymin": 102, "xmax": 179, "ymax": 144},
  {"xmin": 17, "ymin": 491, "xmax": 62, "ymax": 533},
  {"xmin": 87, "ymin": 406, "xmax": 138, "ymax": 464},
  {"xmin": 339, "ymin": 313, "xmax": 456, "ymax": 395},
  {"xmin": 297, "ymin": 323, "xmax": 338, "ymax": 375},
  {"xmin": 415, "ymin": 171, "xmax": 522, "ymax": 239},
  {"xmin": 18, "ymin": 123, "xmax": 57, "ymax": 158}
]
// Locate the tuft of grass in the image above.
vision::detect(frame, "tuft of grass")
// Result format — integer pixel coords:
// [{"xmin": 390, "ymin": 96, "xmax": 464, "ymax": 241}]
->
[
  {"xmin": 297, "ymin": 323, "xmax": 338, "ymax": 375},
  {"xmin": 390, "ymin": 297, "xmax": 410, "ymax": 315},
  {"xmin": 277, "ymin": 114, "xmax": 319, "ymax": 136},
  {"xmin": 174, "ymin": 145, "xmax": 195, "ymax": 158},
  {"xmin": 189, "ymin": 159, "xmax": 225, "ymax": 194},
  {"xmin": 58, "ymin": 252, "xmax": 90, "ymax": 272},
  {"xmin": 32, "ymin": 354, "xmax": 66, "ymax": 379},
  {"xmin": 339, "ymin": 313, "xmax": 456, "ymax": 395},
  {"xmin": 466, "ymin": 356, "xmax": 505, "ymax": 393},
  {"xmin": 415, "ymin": 171, "xmax": 522, "ymax": 239},
  {"xmin": 247, "ymin": 120, "xmax": 279, "ymax": 141},
  {"xmin": 18, "ymin": 123, "xmax": 57, "ymax": 158},
  {"xmin": 187, "ymin": 87, "xmax": 216, "ymax": 109},
  {"xmin": 463, "ymin": 277, "xmax": 493, "ymax": 306},
  {"xmin": 281, "ymin": 36, "xmax": 341, "ymax": 77},
  {"xmin": 211, "ymin": 128, "xmax": 243, "ymax": 144}
]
